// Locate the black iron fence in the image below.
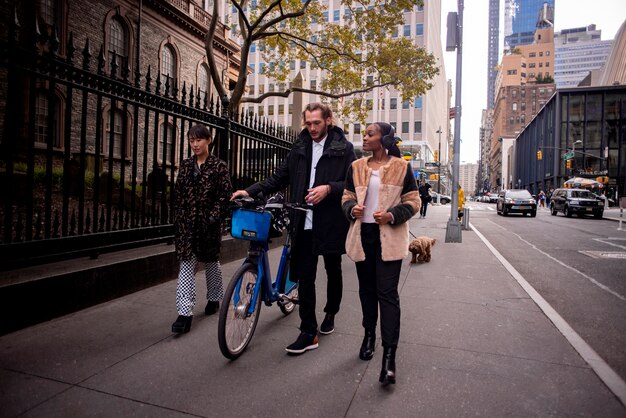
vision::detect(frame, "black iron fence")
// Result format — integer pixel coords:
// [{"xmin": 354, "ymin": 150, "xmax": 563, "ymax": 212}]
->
[{"xmin": 0, "ymin": 20, "xmax": 296, "ymax": 271}]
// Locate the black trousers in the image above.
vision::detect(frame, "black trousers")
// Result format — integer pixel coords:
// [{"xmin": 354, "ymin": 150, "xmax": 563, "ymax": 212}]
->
[
  {"xmin": 419, "ymin": 198, "xmax": 429, "ymax": 216},
  {"xmin": 355, "ymin": 223, "xmax": 402, "ymax": 348},
  {"xmin": 290, "ymin": 229, "xmax": 343, "ymax": 335}
]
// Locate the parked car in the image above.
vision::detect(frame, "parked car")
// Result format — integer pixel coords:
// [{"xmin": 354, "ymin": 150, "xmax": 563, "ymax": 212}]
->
[
  {"xmin": 488, "ymin": 194, "xmax": 499, "ymax": 203},
  {"xmin": 497, "ymin": 189, "xmax": 537, "ymax": 216},
  {"xmin": 430, "ymin": 192, "xmax": 451, "ymax": 204},
  {"xmin": 550, "ymin": 188, "xmax": 604, "ymax": 219}
]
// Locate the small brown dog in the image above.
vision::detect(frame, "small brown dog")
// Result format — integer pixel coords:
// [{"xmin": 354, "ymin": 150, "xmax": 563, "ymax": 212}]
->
[{"xmin": 409, "ymin": 236, "xmax": 437, "ymax": 263}]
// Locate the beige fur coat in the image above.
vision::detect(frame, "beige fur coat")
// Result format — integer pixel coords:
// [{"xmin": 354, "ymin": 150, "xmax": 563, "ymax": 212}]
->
[{"xmin": 342, "ymin": 157, "xmax": 420, "ymax": 262}]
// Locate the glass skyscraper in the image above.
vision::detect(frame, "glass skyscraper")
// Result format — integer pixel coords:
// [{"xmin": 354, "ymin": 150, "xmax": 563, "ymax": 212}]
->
[{"xmin": 504, "ymin": 0, "xmax": 555, "ymax": 50}]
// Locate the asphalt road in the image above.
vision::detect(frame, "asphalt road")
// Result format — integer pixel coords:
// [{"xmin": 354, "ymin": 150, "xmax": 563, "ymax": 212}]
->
[{"xmin": 467, "ymin": 202, "xmax": 626, "ymax": 382}]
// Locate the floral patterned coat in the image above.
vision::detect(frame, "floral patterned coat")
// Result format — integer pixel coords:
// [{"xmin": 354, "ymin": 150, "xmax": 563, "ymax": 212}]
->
[{"xmin": 173, "ymin": 155, "xmax": 232, "ymax": 262}]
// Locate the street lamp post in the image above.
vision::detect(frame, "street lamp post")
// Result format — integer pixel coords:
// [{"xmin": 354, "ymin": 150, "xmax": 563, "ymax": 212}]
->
[
  {"xmin": 445, "ymin": 0, "xmax": 463, "ymax": 243},
  {"xmin": 436, "ymin": 127, "xmax": 442, "ymax": 193}
]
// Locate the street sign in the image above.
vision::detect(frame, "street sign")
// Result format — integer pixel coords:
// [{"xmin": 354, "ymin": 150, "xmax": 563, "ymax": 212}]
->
[{"xmin": 563, "ymin": 151, "xmax": 574, "ymax": 160}]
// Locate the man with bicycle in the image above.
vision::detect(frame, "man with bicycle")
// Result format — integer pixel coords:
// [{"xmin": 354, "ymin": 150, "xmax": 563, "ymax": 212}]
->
[{"xmin": 231, "ymin": 103, "xmax": 356, "ymax": 354}]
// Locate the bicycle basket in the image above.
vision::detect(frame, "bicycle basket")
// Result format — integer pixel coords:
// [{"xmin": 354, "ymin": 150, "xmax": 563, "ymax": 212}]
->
[{"xmin": 231, "ymin": 208, "xmax": 272, "ymax": 242}]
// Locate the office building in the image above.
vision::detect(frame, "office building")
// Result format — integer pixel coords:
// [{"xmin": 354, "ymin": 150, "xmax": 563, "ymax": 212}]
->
[
  {"xmin": 487, "ymin": 0, "xmax": 500, "ymax": 109},
  {"xmin": 554, "ymin": 25, "xmax": 612, "ymax": 88},
  {"xmin": 459, "ymin": 163, "xmax": 478, "ymax": 196},
  {"xmin": 504, "ymin": 0, "xmax": 554, "ymax": 51}
]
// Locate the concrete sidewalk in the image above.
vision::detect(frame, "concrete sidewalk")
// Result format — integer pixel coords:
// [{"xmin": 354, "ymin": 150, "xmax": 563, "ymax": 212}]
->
[{"xmin": 1, "ymin": 205, "xmax": 624, "ymax": 417}]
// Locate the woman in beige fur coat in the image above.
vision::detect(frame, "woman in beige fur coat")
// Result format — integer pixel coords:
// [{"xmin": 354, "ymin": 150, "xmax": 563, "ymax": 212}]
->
[{"xmin": 341, "ymin": 122, "xmax": 420, "ymax": 385}]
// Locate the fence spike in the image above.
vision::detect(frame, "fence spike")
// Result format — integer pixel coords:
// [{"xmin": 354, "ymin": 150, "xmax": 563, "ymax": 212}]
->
[
  {"xmin": 66, "ymin": 31, "xmax": 76, "ymax": 64},
  {"xmin": 49, "ymin": 24, "xmax": 60, "ymax": 56},
  {"xmin": 110, "ymin": 50, "xmax": 118, "ymax": 79},
  {"xmin": 164, "ymin": 75, "xmax": 170, "ymax": 97},
  {"xmin": 188, "ymin": 87, "xmax": 195, "ymax": 109},
  {"xmin": 97, "ymin": 44, "xmax": 105, "ymax": 75},
  {"xmin": 155, "ymin": 73, "xmax": 161, "ymax": 95},
  {"xmin": 145, "ymin": 65, "xmax": 152, "ymax": 92},
  {"xmin": 181, "ymin": 81, "xmax": 187, "ymax": 105},
  {"xmin": 209, "ymin": 94, "xmax": 215, "ymax": 113},
  {"xmin": 82, "ymin": 37, "xmax": 92, "ymax": 70},
  {"xmin": 122, "ymin": 58, "xmax": 131, "ymax": 83}
]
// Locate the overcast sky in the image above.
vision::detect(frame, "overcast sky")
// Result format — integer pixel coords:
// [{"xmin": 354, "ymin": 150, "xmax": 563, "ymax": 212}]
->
[{"xmin": 440, "ymin": 0, "xmax": 626, "ymax": 164}]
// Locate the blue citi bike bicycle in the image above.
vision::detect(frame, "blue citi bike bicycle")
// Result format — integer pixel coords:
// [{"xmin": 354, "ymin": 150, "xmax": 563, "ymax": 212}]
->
[{"xmin": 217, "ymin": 196, "xmax": 309, "ymax": 360}]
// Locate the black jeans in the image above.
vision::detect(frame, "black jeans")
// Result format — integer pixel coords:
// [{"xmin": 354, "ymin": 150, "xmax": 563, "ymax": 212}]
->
[
  {"xmin": 355, "ymin": 223, "xmax": 402, "ymax": 348},
  {"xmin": 290, "ymin": 229, "xmax": 343, "ymax": 335},
  {"xmin": 419, "ymin": 197, "xmax": 429, "ymax": 216}
]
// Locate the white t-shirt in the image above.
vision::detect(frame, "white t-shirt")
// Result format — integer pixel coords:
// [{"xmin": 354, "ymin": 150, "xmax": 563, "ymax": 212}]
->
[
  {"xmin": 304, "ymin": 136, "xmax": 327, "ymax": 230},
  {"xmin": 362, "ymin": 170, "xmax": 380, "ymax": 224}
]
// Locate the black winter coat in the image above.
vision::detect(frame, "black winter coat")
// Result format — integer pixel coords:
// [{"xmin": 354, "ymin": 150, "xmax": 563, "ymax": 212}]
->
[
  {"xmin": 174, "ymin": 155, "xmax": 233, "ymax": 262},
  {"xmin": 246, "ymin": 126, "xmax": 356, "ymax": 255}
]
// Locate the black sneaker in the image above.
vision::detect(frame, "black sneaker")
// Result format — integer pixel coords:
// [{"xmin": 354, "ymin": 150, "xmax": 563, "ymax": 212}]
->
[
  {"xmin": 285, "ymin": 332, "xmax": 319, "ymax": 354},
  {"xmin": 205, "ymin": 300, "xmax": 219, "ymax": 315},
  {"xmin": 319, "ymin": 313, "xmax": 335, "ymax": 335}
]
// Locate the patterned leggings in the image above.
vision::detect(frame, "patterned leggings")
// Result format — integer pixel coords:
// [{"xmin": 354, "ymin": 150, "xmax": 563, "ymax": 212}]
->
[{"xmin": 176, "ymin": 254, "xmax": 224, "ymax": 316}]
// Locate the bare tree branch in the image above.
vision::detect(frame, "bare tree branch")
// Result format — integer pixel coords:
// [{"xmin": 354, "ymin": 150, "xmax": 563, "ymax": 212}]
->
[
  {"xmin": 240, "ymin": 82, "xmax": 395, "ymax": 104},
  {"xmin": 252, "ymin": 0, "xmax": 314, "ymax": 37},
  {"xmin": 205, "ymin": 1, "xmax": 226, "ymax": 101}
]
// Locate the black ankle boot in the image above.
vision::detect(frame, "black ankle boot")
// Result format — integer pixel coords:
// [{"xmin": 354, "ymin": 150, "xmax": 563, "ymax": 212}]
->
[
  {"xmin": 359, "ymin": 329, "xmax": 376, "ymax": 360},
  {"xmin": 171, "ymin": 315, "xmax": 192, "ymax": 334},
  {"xmin": 205, "ymin": 300, "xmax": 219, "ymax": 316},
  {"xmin": 379, "ymin": 346, "xmax": 396, "ymax": 385}
]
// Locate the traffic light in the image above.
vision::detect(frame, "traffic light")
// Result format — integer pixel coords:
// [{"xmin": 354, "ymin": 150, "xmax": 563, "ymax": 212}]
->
[
  {"xmin": 537, "ymin": 150, "xmax": 542, "ymax": 160},
  {"xmin": 434, "ymin": 150, "xmax": 439, "ymax": 162},
  {"xmin": 566, "ymin": 159, "xmax": 572, "ymax": 169}
]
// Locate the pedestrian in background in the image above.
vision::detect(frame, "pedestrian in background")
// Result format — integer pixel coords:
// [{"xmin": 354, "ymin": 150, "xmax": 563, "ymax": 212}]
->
[
  {"xmin": 458, "ymin": 184, "xmax": 465, "ymax": 222},
  {"xmin": 231, "ymin": 103, "xmax": 356, "ymax": 354},
  {"xmin": 342, "ymin": 122, "xmax": 420, "ymax": 385},
  {"xmin": 418, "ymin": 180, "xmax": 432, "ymax": 218},
  {"xmin": 539, "ymin": 190, "xmax": 546, "ymax": 208},
  {"xmin": 171, "ymin": 124, "xmax": 233, "ymax": 334}
]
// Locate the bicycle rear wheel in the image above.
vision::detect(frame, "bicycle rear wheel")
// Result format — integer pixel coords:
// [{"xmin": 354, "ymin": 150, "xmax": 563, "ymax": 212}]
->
[
  {"xmin": 218, "ymin": 262, "xmax": 262, "ymax": 360},
  {"xmin": 278, "ymin": 265, "xmax": 297, "ymax": 315}
]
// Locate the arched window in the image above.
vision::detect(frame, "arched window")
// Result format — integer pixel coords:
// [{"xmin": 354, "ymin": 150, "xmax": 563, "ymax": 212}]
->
[
  {"xmin": 161, "ymin": 45, "xmax": 177, "ymax": 88},
  {"xmin": 198, "ymin": 64, "xmax": 209, "ymax": 101},
  {"xmin": 108, "ymin": 17, "xmax": 128, "ymax": 67}
]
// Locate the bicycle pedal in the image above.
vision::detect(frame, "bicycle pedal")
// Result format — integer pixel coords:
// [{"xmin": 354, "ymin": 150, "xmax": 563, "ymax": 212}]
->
[{"xmin": 279, "ymin": 294, "xmax": 299, "ymax": 305}]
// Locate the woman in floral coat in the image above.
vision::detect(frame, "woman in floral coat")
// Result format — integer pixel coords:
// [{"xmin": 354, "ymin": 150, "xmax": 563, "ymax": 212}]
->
[{"xmin": 171, "ymin": 124, "xmax": 232, "ymax": 334}]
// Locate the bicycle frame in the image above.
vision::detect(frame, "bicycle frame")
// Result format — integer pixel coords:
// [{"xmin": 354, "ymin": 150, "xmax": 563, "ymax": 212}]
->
[{"xmin": 235, "ymin": 232, "xmax": 295, "ymax": 317}]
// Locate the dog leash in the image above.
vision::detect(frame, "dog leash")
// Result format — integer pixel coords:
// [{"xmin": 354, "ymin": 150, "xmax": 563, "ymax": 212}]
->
[{"xmin": 409, "ymin": 230, "xmax": 417, "ymax": 239}]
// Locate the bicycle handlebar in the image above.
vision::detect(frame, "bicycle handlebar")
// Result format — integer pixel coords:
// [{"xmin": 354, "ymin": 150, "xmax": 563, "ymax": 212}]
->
[{"xmin": 231, "ymin": 197, "xmax": 312, "ymax": 212}]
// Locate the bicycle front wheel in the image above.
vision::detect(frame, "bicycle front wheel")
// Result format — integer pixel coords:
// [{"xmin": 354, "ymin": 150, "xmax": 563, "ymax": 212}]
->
[{"xmin": 218, "ymin": 262, "xmax": 262, "ymax": 360}]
